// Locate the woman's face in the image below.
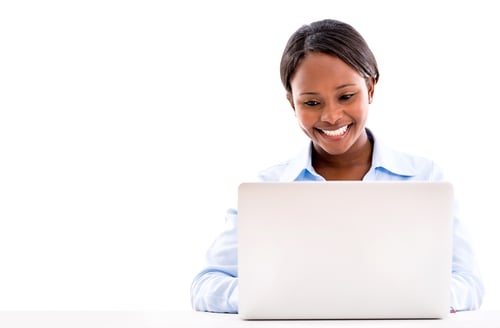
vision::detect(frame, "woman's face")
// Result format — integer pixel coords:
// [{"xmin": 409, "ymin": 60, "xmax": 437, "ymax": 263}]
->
[{"xmin": 288, "ymin": 52, "xmax": 374, "ymax": 157}]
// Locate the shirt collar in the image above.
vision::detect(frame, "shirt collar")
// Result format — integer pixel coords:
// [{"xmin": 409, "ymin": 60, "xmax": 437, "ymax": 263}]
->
[
  {"xmin": 277, "ymin": 143, "xmax": 317, "ymax": 181},
  {"xmin": 278, "ymin": 128, "xmax": 417, "ymax": 181},
  {"xmin": 369, "ymin": 129, "xmax": 417, "ymax": 178}
]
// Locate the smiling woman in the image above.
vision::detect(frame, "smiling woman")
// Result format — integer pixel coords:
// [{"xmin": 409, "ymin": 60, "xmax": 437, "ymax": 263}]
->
[{"xmin": 190, "ymin": 18, "xmax": 485, "ymax": 314}]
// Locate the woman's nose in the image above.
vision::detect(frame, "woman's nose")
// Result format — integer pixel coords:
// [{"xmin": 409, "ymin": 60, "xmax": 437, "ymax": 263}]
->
[{"xmin": 320, "ymin": 102, "xmax": 342, "ymax": 123}]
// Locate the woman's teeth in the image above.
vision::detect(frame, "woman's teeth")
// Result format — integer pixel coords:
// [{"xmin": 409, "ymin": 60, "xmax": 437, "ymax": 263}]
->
[{"xmin": 321, "ymin": 125, "xmax": 348, "ymax": 136}]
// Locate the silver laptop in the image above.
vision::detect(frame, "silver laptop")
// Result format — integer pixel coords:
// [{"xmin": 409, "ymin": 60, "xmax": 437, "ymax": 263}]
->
[{"xmin": 237, "ymin": 181, "xmax": 453, "ymax": 320}]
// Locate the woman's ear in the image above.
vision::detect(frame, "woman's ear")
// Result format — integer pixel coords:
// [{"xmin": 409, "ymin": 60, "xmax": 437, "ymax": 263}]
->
[
  {"xmin": 286, "ymin": 92, "xmax": 296, "ymax": 111},
  {"xmin": 367, "ymin": 77, "xmax": 376, "ymax": 104}
]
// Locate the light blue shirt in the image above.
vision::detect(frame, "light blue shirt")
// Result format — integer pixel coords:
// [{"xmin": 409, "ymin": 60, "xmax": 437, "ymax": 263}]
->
[{"xmin": 190, "ymin": 129, "xmax": 485, "ymax": 313}]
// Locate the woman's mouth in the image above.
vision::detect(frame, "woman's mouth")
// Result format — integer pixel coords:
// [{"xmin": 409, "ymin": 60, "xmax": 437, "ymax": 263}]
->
[{"xmin": 319, "ymin": 124, "xmax": 350, "ymax": 138}]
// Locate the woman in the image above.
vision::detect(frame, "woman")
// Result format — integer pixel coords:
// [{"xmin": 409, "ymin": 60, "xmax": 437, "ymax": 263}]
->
[{"xmin": 190, "ymin": 18, "xmax": 484, "ymax": 313}]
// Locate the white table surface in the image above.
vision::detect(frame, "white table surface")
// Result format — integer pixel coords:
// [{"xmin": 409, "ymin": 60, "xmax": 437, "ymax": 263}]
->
[{"xmin": 0, "ymin": 310, "xmax": 498, "ymax": 328}]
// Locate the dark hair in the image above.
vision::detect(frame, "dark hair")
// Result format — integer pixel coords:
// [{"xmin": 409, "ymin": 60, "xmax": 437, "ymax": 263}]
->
[{"xmin": 280, "ymin": 19, "xmax": 379, "ymax": 93}]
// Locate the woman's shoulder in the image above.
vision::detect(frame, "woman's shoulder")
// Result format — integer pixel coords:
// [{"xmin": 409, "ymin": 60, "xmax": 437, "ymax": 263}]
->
[
  {"xmin": 255, "ymin": 142, "xmax": 312, "ymax": 182},
  {"xmin": 371, "ymin": 131, "xmax": 445, "ymax": 180},
  {"xmin": 256, "ymin": 160, "xmax": 294, "ymax": 182}
]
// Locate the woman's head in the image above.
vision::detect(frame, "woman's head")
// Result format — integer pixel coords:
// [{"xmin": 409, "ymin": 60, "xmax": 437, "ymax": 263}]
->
[
  {"xmin": 281, "ymin": 19, "xmax": 379, "ymax": 163},
  {"xmin": 280, "ymin": 19, "xmax": 379, "ymax": 95}
]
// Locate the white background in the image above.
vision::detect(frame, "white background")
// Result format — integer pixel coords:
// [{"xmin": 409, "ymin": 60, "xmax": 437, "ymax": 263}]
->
[{"xmin": 0, "ymin": 0, "xmax": 498, "ymax": 311}]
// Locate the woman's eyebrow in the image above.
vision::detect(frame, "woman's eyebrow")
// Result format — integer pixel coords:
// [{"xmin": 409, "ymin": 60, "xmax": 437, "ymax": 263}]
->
[{"xmin": 299, "ymin": 83, "xmax": 357, "ymax": 96}]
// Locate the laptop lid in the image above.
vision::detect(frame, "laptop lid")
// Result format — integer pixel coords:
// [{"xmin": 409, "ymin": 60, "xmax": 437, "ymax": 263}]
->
[{"xmin": 237, "ymin": 181, "xmax": 453, "ymax": 320}]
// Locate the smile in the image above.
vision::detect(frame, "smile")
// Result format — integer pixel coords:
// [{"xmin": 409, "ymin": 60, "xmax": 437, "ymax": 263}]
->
[{"xmin": 319, "ymin": 125, "xmax": 349, "ymax": 137}]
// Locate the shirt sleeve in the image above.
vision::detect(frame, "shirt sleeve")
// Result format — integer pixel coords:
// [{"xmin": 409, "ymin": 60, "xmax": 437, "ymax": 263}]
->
[
  {"xmin": 449, "ymin": 200, "xmax": 485, "ymax": 311},
  {"xmin": 190, "ymin": 208, "xmax": 239, "ymax": 313},
  {"xmin": 429, "ymin": 163, "xmax": 485, "ymax": 311}
]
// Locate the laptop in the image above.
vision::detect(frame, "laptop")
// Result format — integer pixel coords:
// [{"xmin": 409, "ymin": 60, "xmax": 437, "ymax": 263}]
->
[{"xmin": 237, "ymin": 181, "xmax": 454, "ymax": 320}]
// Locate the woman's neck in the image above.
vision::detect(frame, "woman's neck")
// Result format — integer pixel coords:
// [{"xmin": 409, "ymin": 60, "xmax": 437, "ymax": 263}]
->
[{"xmin": 312, "ymin": 131, "xmax": 373, "ymax": 180}]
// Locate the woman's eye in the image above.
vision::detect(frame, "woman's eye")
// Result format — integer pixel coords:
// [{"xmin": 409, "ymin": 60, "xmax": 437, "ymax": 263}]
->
[
  {"xmin": 304, "ymin": 100, "xmax": 321, "ymax": 107},
  {"xmin": 340, "ymin": 93, "xmax": 355, "ymax": 101}
]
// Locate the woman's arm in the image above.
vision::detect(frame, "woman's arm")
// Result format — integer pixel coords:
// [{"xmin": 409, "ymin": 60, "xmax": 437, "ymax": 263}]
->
[
  {"xmin": 450, "ymin": 209, "xmax": 485, "ymax": 311},
  {"xmin": 190, "ymin": 209, "xmax": 239, "ymax": 313}
]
